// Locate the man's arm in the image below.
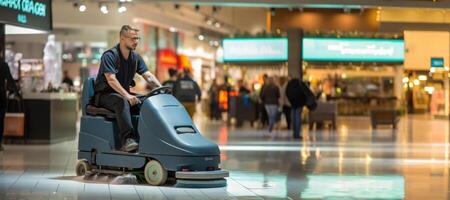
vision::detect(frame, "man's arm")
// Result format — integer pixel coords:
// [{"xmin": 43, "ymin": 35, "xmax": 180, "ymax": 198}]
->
[
  {"xmin": 141, "ymin": 71, "xmax": 162, "ymax": 88},
  {"xmin": 105, "ymin": 73, "xmax": 140, "ymax": 105}
]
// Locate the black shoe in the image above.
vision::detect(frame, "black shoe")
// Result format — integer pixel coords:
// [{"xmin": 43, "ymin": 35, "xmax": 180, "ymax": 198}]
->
[{"xmin": 121, "ymin": 138, "xmax": 138, "ymax": 152}]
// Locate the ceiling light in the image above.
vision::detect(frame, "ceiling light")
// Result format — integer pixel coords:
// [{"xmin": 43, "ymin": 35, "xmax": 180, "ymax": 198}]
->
[
  {"xmin": 118, "ymin": 5, "xmax": 127, "ymax": 13},
  {"xmin": 206, "ymin": 19, "xmax": 213, "ymax": 26},
  {"xmin": 402, "ymin": 77, "xmax": 409, "ymax": 83},
  {"xmin": 418, "ymin": 75, "xmax": 427, "ymax": 81},
  {"xmin": 169, "ymin": 27, "xmax": 177, "ymax": 32},
  {"xmin": 214, "ymin": 22, "xmax": 221, "ymax": 28},
  {"xmin": 79, "ymin": 4, "xmax": 86, "ymax": 12},
  {"xmin": 100, "ymin": 4, "xmax": 108, "ymax": 14},
  {"xmin": 198, "ymin": 35, "xmax": 205, "ymax": 41}
]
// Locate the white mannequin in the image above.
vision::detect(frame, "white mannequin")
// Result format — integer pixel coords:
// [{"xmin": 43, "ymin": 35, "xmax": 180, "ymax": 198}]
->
[
  {"xmin": 43, "ymin": 34, "xmax": 62, "ymax": 88},
  {"xmin": 5, "ymin": 49, "xmax": 18, "ymax": 80}
]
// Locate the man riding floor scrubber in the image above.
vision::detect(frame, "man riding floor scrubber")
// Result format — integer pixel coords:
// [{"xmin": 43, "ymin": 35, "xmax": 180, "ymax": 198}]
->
[{"xmin": 76, "ymin": 79, "xmax": 229, "ymax": 187}]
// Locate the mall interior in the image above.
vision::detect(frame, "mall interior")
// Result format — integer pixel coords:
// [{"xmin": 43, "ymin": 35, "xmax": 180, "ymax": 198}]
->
[{"xmin": 1, "ymin": 0, "xmax": 450, "ymax": 199}]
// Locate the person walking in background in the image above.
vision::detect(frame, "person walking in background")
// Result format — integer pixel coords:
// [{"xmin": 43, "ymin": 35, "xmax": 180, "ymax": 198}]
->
[
  {"xmin": 260, "ymin": 76, "xmax": 280, "ymax": 134},
  {"xmin": 237, "ymin": 79, "xmax": 250, "ymax": 95},
  {"xmin": 62, "ymin": 70, "xmax": 74, "ymax": 87},
  {"xmin": 162, "ymin": 68, "xmax": 178, "ymax": 91},
  {"xmin": 208, "ymin": 79, "xmax": 221, "ymax": 121},
  {"xmin": 286, "ymin": 77, "xmax": 307, "ymax": 140},
  {"xmin": 0, "ymin": 59, "xmax": 20, "ymax": 151},
  {"xmin": 259, "ymin": 74, "xmax": 269, "ymax": 127},
  {"xmin": 173, "ymin": 69, "xmax": 202, "ymax": 118},
  {"xmin": 280, "ymin": 76, "xmax": 292, "ymax": 130}
]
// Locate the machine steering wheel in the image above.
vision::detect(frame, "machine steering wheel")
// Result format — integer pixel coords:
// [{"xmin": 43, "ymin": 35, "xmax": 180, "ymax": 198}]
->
[{"xmin": 145, "ymin": 86, "xmax": 172, "ymax": 98}]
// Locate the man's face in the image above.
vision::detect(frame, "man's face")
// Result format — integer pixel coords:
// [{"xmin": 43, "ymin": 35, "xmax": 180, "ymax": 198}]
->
[{"xmin": 121, "ymin": 30, "xmax": 139, "ymax": 51}]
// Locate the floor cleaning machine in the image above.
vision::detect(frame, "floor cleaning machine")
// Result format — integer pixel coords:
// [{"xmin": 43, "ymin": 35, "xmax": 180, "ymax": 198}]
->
[{"xmin": 75, "ymin": 78, "xmax": 228, "ymax": 187}]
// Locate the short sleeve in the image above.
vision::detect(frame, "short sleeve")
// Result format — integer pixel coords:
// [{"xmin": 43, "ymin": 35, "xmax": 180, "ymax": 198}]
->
[
  {"xmin": 136, "ymin": 55, "xmax": 148, "ymax": 75},
  {"xmin": 99, "ymin": 51, "xmax": 118, "ymax": 74}
]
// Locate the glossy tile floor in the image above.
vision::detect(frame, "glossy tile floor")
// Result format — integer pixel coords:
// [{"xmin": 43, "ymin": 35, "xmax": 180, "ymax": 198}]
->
[{"xmin": 1, "ymin": 114, "xmax": 449, "ymax": 199}]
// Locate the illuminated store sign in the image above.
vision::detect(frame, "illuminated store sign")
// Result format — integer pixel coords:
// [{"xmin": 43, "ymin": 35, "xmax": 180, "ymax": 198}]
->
[
  {"xmin": 0, "ymin": 0, "xmax": 52, "ymax": 31},
  {"xmin": 431, "ymin": 57, "xmax": 444, "ymax": 68},
  {"xmin": 222, "ymin": 38, "xmax": 288, "ymax": 62},
  {"xmin": 303, "ymin": 38, "xmax": 404, "ymax": 62}
]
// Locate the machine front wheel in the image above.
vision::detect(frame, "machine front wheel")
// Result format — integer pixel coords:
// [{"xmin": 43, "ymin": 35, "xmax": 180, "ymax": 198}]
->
[
  {"xmin": 75, "ymin": 160, "xmax": 91, "ymax": 176},
  {"xmin": 144, "ymin": 160, "xmax": 168, "ymax": 186}
]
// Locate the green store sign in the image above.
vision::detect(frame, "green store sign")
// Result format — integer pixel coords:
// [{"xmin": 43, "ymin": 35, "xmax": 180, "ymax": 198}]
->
[
  {"xmin": 303, "ymin": 38, "xmax": 405, "ymax": 62},
  {"xmin": 0, "ymin": 0, "xmax": 52, "ymax": 31}
]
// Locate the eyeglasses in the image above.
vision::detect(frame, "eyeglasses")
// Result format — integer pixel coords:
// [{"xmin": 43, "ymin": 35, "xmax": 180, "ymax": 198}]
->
[{"xmin": 124, "ymin": 35, "xmax": 141, "ymax": 41}]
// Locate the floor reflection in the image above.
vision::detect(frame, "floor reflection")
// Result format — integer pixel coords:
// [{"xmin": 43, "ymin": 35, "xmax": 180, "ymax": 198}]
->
[{"xmin": 0, "ymin": 115, "xmax": 449, "ymax": 199}]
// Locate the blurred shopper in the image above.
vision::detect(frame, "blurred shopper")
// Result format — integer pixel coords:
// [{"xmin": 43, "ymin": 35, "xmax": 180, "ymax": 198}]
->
[
  {"xmin": 173, "ymin": 69, "xmax": 202, "ymax": 118},
  {"xmin": 260, "ymin": 76, "xmax": 280, "ymax": 134},
  {"xmin": 237, "ymin": 80, "xmax": 250, "ymax": 95},
  {"xmin": 280, "ymin": 76, "xmax": 292, "ymax": 130},
  {"xmin": 286, "ymin": 78, "xmax": 307, "ymax": 140},
  {"xmin": 259, "ymin": 74, "xmax": 269, "ymax": 127},
  {"xmin": 62, "ymin": 70, "xmax": 74, "ymax": 87},
  {"xmin": 208, "ymin": 79, "xmax": 221, "ymax": 120},
  {"xmin": 162, "ymin": 68, "xmax": 178, "ymax": 91},
  {"xmin": 0, "ymin": 60, "xmax": 19, "ymax": 151}
]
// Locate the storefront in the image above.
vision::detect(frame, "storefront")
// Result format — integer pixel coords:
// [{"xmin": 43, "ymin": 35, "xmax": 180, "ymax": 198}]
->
[
  {"xmin": 1, "ymin": 0, "xmax": 78, "ymax": 143},
  {"xmin": 222, "ymin": 38, "xmax": 289, "ymax": 90},
  {"xmin": 302, "ymin": 37, "xmax": 405, "ymax": 115},
  {"xmin": 404, "ymin": 31, "xmax": 450, "ymax": 117},
  {"xmin": 217, "ymin": 37, "xmax": 289, "ymax": 123}
]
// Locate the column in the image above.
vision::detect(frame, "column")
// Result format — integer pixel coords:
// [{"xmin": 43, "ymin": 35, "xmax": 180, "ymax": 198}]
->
[{"xmin": 287, "ymin": 29, "xmax": 303, "ymax": 79}]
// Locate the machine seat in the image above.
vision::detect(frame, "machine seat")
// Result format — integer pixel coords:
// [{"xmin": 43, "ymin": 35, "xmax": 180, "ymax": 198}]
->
[{"xmin": 86, "ymin": 104, "xmax": 115, "ymax": 118}]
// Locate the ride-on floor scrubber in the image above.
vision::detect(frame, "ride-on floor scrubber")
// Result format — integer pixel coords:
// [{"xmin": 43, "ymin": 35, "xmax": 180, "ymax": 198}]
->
[{"xmin": 75, "ymin": 78, "xmax": 228, "ymax": 187}]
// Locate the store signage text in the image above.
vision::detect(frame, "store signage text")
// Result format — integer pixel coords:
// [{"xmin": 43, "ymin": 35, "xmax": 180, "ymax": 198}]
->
[
  {"xmin": 0, "ymin": 0, "xmax": 47, "ymax": 17},
  {"xmin": 303, "ymin": 38, "xmax": 405, "ymax": 62},
  {"xmin": 17, "ymin": 13, "xmax": 26, "ymax": 23},
  {"xmin": 222, "ymin": 38, "xmax": 288, "ymax": 62},
  {"xmin": 0, "ymin": 0, "xmax": 51, "ymax": 31}
]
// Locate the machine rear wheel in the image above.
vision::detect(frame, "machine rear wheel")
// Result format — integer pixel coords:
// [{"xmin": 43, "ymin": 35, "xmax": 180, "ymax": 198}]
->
[
  {"xmin": 144, "ymin": 160, "xmax": 167, "ymax": 186},
  {"xmin": 76, "ymin": 160, "xmax": 91, "ymax": 176}
]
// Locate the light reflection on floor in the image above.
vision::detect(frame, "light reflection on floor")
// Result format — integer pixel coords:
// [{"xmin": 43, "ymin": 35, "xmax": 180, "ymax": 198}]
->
[{"xmin": 0, "ymin": 115, "xmax": 449, "ymax": 199}]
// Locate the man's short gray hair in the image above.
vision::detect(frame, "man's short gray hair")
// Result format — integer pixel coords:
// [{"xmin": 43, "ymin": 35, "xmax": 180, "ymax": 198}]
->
[{"xmin": 120, "ymin": 25, "xmax": 139, "ymax": 36}]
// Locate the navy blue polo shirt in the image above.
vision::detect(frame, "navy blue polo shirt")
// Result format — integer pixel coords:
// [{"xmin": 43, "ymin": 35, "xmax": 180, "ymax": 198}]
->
[{"xmin": 95, "ymin": 44, "xmax": 148, "ymax": 92}]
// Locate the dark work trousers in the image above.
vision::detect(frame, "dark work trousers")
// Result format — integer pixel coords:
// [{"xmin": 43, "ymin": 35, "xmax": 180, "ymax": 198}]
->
[
  {"xmin": 0, "ymin": 106, "xmax": 5, "ymax": 145},
  {"xmin": 283, "ymin": 105, "xmax": 291, "ymax": 130},
  {"xmin": 96, "ymin": 92, "xmax": 146, "ymax": 147}
]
